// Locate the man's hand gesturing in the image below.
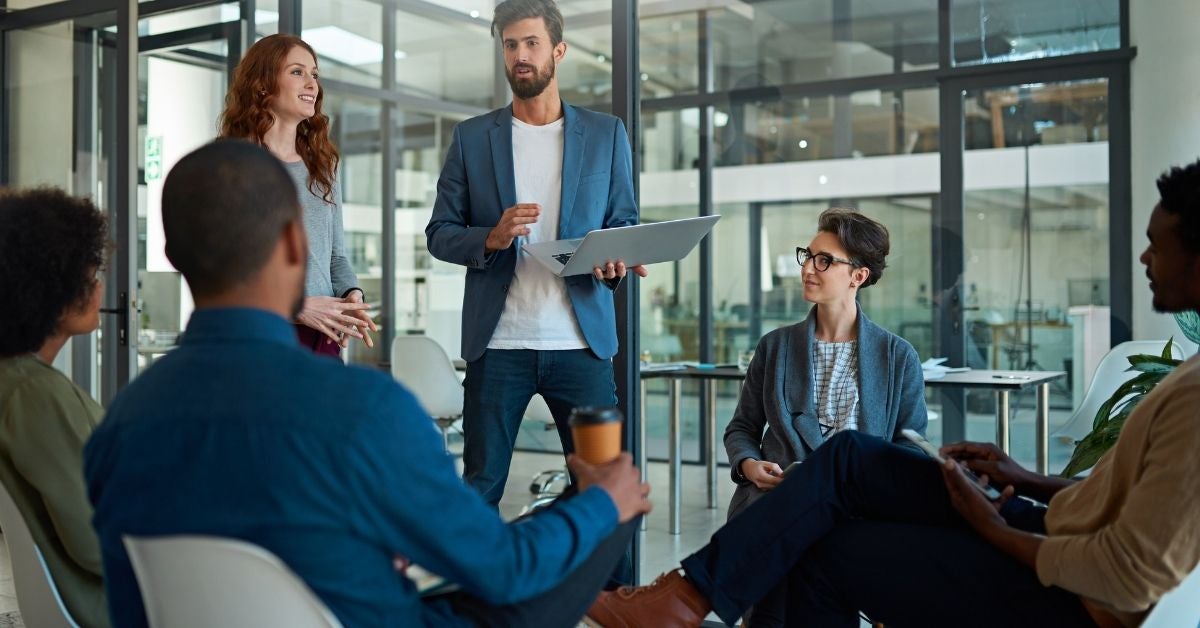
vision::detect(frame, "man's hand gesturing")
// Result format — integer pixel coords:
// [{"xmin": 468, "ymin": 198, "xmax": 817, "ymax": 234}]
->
[{"xmin": 485, "ymin": 203, "xmax": 540, "ymax": 253}]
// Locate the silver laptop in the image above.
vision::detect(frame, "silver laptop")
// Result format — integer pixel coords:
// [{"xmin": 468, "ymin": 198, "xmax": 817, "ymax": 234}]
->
[{"xmin": 522, "ymin": 215, "xmax": 720, "ymax": 277}]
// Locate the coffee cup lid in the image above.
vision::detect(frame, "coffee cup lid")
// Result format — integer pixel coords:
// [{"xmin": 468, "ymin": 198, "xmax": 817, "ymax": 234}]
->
[{"xmin": 569, "ymin": 406, "xmax": 624, "ymax": 425}]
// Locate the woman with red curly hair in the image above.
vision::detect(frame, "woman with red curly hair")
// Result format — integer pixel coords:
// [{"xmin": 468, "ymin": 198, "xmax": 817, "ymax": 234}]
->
[{"xmin": 219, "ymin": 34, "xmax": 376, "ymax": 357}]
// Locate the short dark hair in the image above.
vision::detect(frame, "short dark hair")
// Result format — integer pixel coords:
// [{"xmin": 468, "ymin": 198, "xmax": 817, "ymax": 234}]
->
[
  {"xmin": 492, "ymin": 0, "xmax": 565, "ymax": 46},
  {"xmin": 817, "ymin": 207, "xmax": 890, "ymax": 288},
  {"xmin": 0, "ymin": 187, "xmax": 108, "ymax": 357},
  {"xmin": 162, "ymin": 140, "xmax": 300, "ymax": 298},
  {"xmin": 1156, "ymin": 159, "xmax": 1200, "ymax": 255}
]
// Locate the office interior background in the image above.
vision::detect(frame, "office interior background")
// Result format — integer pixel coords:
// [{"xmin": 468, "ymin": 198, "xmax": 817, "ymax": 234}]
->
[{"xmin": 3, "ymin": 0, "xmax": 1199, "ymax": 555}]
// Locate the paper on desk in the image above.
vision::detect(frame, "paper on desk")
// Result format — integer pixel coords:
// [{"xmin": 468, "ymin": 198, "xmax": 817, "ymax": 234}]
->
[
  {"xmin": 640, "ymin": 362, "xmax": 688, "ymax": 372},
  {"xmin": 922, "ymin": 357, "xmax": 970, "ymax": 381}
]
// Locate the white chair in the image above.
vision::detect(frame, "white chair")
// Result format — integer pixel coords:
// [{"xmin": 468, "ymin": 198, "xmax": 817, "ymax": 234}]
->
[
  {"xmin": 122, "ymin": 535, "xmax": 342, "ymax": 628},
  {"xmin": 0, "ymin": 480, "xmax": 80, "ymax": 628},
  {"xmin": 1142, "ymin": 561, "xmax": 1200, "ymax": 627},
  {"xmin": 391, "ymin": 335, "xmax": 464, "ymax": 453},
  {"xmin": 1052, "ymin": 340, "xmax": 1185, "ymax": 445}
]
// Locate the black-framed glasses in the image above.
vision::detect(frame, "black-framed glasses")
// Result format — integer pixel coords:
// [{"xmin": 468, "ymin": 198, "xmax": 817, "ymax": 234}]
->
[{"xmin": 796, "ymin": 247, "xmax": 856, "ymax": 272}]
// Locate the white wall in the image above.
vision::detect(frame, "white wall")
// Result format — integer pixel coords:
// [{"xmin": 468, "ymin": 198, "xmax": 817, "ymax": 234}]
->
[{"xmin": 1129, "ymin": 0, "xmax": 1200, "ymax": 354}]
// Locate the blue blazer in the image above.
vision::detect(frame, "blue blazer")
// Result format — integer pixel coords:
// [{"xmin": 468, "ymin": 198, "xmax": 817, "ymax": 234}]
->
[{"xmin": 426, "ymin": 103, "xmax": 638, "ymax": 362}]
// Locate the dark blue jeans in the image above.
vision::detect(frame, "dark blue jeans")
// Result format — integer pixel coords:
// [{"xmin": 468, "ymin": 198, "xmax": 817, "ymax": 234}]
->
[
  {"xmin": 682, "ymin": 431, "xmax": 1095, "ymax": 628},
  {"xmin": 462, "ymin": 348, "xmax": 616, "ymax": 506},
  {"xmin": 435, "ymin": 520, "xmax": 639, "ymax": 627},
  {"xmin": 462, "ymin": 349, "xmax": 628, "ymax": 585}
]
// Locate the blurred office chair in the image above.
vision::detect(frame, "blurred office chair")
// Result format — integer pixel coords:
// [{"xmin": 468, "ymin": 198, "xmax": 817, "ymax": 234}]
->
[
  {"xmin": 0, "ymin": 480, "xmax": 79, "ymax": 628},
  {"xmin": 123, "ymin": 535, "xmax": 342, "ymax": 628},
  {"xmin": 391, "ymin": 336, "xmax": 464, "ymax": 453},
  {"xmin": 1141, "ymin": 561, "xmax": 1200, "ymax": 627},
  {"xmin": 1053, "ymin": 340, "xmax": 1185, "ymax": 446}
]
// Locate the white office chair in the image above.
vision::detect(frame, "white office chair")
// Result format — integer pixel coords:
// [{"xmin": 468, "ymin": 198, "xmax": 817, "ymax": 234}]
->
[
  {"xmin": 1142, "ymin": 561, "xmax": 1200, "ymax": 627},
  {"xmin": 123, "ymin": 535, "xmax": 342, "ymax": 628},
  {"xmin": 0, "ymin": 480, "xmax": 80, "ymax": 628},
  {"xmin": 1053, "ymin": 340, "xmax": 1185, "ymax": 445},
  {"xmin": 391, "ymin": 335, "xmax": 464, "ymax": 453}
]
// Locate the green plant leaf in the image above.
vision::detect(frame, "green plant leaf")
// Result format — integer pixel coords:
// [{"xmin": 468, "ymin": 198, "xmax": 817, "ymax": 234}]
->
[
  {"xmin": 1065, "ymin": 349, "xmax": 1181, "ymax": 478},
  {"xmin": 1175, "ymin": 313, "xmax": 1200, "ymax": 346},
  {"xmin": 1161, "ymin": 337, "xmax": 1177, "ymax": 360},
  {"xmin": 1128, "ymin": 355, "xmax": 1181, "ymax": 373}
]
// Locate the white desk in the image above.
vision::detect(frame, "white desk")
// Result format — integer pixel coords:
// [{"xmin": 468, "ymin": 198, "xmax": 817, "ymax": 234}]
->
[{"xmin": 925, "ymin": 369, "xmax": 1066, "ymax": 474}]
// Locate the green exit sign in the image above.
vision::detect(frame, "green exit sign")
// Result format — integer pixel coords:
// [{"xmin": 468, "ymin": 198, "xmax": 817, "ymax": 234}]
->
[{"xmin": 145, "ymin": 136, "xmax": 163, "ymax": 181}]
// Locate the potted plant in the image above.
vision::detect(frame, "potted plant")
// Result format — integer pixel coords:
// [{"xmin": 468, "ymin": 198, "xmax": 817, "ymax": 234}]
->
[{"xmin": 1062, "ymin": 311, "xmax": 1200, "ymax": 477}]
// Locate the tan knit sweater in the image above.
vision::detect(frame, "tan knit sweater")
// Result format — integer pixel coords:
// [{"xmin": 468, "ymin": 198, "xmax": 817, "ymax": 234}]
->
[{"xmin": 1038, "ymin": 354, "xmax": 1200, "ymax": 626}]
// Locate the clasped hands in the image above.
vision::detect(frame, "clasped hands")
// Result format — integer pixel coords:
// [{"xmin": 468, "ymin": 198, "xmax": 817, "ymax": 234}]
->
[{"xmin": 296, "ymin": 291, "xmax": 378, "ymax": 348}]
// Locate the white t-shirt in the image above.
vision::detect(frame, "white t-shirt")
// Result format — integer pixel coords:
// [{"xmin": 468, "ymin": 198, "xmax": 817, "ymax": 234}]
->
[{"xmin": 487, "ymin": 116, "xmax": 588, "ymax": 350}]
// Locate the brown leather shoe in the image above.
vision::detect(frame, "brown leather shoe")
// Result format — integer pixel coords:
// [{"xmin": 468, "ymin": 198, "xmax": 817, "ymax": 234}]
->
[{"xmin": 584, "ymin": 569, "xmax": 711, "ymax": 628}]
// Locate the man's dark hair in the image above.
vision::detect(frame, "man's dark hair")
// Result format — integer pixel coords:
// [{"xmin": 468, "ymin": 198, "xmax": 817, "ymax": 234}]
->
[
  {"xmin": 162, "ymin": 140, "xmax": 300, "ymax": 298},
  {"xmin": 1156, "ymin": 159, "xmax": 1200, "ymax": 254},
  {"xmin": 817, "ymin": 207, "xmax": 890, "ymax": 288},
  {"xmin": 0, "ymin": 187, "xmax": 108, "ymax": 357},
  {"xmin": 492, "ymin": 0, "xmax": 565, "ymax": 45}
]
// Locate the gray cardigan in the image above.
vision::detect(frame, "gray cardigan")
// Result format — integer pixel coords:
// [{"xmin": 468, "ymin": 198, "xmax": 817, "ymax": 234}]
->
[{"xmin": 723, "ymin": 305, "xmax": 928, "ymax": 519}]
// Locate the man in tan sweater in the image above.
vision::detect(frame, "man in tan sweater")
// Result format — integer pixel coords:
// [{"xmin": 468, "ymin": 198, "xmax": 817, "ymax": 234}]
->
[{"xmin": 584, "ymin": 162, "xmax": 1200, "ymax": 628}]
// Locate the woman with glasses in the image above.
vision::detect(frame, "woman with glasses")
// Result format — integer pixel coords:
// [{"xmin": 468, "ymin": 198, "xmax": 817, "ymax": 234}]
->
[
  {"xmin": 219, "ymin": 34, "xmax": 376, "ymax": 357},
  {"xmin": 723, "ymin": 208, "xmax": 928, "ymax": 627}
]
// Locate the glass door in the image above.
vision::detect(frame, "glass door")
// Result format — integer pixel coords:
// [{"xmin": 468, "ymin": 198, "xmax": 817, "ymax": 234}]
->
[
  {"xmin": 4, "ymin": 11, "xmax": 117, "ymax": 400},
  {"xmin": 959, "ymin": 78, "xmax": 1112, "ymax": 471},
  {"xmin": 136, "ymin": 19, "xmax": 234, "ymax": 370}
]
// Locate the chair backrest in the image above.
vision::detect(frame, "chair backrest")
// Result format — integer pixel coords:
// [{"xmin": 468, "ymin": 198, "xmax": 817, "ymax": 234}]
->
[
  {"xmin": 122, "ymin": 535, "xmax": 343, "ymax": 628},
  {"xmin": 1054, "ymin": 340, "xmax": 1186, "ymax": 442},
  {"xmin": 1142, "ymin": 561, "xmax": 1200, "ymax": 627},
  {"xmin": 390, "ymin": 335, "xmax": 464, "ymax": 419},
  {"xmin": 0, "ymin": 480, "xmax": 80, "ymax": 628}
]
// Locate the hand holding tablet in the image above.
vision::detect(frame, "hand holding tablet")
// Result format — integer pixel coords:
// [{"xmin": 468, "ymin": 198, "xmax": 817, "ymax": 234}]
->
[{"xmin": 901, "ymin": 429, "xmax": 1003, "ymax": 501}]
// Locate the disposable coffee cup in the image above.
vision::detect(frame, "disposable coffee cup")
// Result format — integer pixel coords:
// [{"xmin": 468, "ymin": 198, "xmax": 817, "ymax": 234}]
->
[{"xmin": 569, "ymin": 406, "xmax": 624, "ymax": 465}]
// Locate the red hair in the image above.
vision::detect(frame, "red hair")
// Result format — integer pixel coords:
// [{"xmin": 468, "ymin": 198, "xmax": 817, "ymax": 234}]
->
[{"xmin": 218, "ymin": 34, "xmax": 339, "ymax": 204}]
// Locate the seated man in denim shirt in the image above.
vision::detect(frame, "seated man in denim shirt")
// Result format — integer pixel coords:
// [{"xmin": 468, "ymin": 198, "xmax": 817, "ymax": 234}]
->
[{"xmin": 84, "ymin": 139, "xmax": 650, "ymax": 628}]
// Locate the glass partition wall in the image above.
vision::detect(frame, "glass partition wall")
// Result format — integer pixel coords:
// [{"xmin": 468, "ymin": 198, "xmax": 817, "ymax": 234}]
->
[{"xmin": 635, "ymin": 0, "xmax": 1129, "ymax": 469}]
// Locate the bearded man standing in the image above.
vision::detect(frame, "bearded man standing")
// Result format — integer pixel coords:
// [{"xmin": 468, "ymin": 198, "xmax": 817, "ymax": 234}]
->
[{"xmin": 425, "ymin": 0, "xmax": 646, "ymax": 562}]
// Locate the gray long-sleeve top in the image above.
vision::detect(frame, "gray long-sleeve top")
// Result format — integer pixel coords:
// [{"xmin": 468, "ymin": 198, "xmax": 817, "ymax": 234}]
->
[{"xmin": 283, "ymin": 160, "xmax": 359, "ymax": 298}]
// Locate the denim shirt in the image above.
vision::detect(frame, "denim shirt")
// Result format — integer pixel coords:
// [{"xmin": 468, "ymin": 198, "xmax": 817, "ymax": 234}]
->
[{"xmin": 84, "ymin": 307, "xmax": 617, "ymax": 627}]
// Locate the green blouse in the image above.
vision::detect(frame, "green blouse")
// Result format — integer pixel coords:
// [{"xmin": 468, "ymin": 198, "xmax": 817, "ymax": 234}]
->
[{"xmin": 0, "ymin": 355, "xmax": 109, "ymax": 627}]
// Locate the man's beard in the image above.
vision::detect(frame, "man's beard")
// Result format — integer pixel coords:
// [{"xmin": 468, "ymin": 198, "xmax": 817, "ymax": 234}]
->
[{"xmin": 507, "ymin": 60, "xmax": 555, "ymax": 100}]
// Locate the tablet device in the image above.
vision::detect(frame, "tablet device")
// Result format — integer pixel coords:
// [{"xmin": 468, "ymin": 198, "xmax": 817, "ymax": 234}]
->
[
  {"xmin": 901, "ymin": 429, "xmax": 1003, "ymax": 501},
  {"xmin": 522, "ymin": 215, "xmax": 720, "ymax": 277},
  {"xmin": 782, "ymin": 461, "xmax": 802, "ymax": 478}
]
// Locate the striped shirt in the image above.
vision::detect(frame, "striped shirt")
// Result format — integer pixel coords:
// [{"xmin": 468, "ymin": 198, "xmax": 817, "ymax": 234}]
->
[{"xmin": 812, "ymin": 339, "xmax": 860, "ymax": 438}]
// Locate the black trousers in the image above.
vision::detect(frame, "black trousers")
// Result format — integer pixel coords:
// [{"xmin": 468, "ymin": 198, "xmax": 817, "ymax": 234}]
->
[
  {"xmin": 435, "ymin": 519, "xmax": 638, "ymax": 628},
  {"xmin": 682, "ymin": 431, "xmax": 1096, "ymax": 628}
]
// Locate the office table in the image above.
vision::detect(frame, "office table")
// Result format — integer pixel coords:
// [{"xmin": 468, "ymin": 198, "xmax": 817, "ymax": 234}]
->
[
  {"xmin": 924, "ymin": 369, "xmax": 1066, "ymax": 474},
  {"xmin": 640, "ymin": 366, "xmax": 746, "ymax": 535}
]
